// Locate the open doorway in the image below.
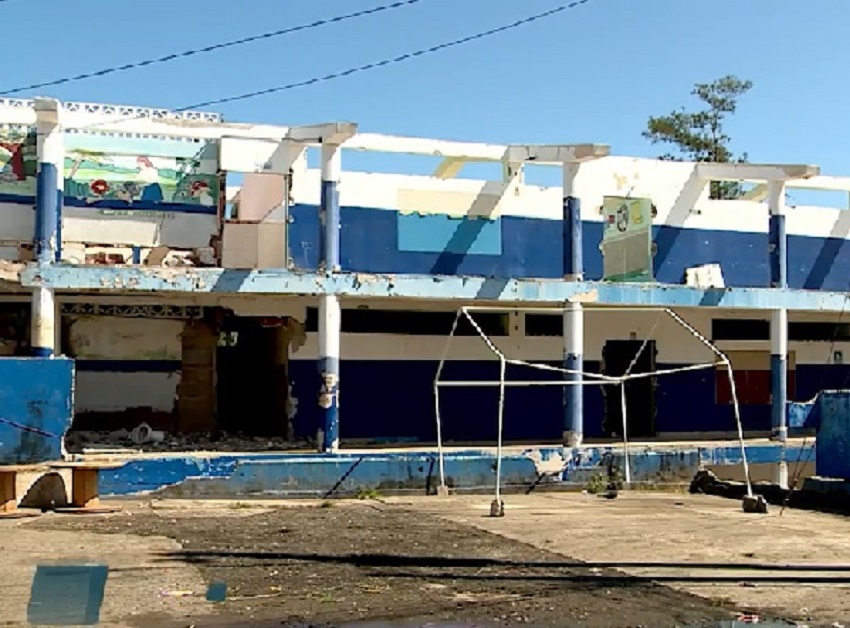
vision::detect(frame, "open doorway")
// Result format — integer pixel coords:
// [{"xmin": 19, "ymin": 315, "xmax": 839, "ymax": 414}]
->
[
  {"xmin": 217, "ymin": 315, "xmax": 290, "ymax": 438},
  {"xmin": 601, "ymin": 339, "xmax": 657, "ymax": 439}
]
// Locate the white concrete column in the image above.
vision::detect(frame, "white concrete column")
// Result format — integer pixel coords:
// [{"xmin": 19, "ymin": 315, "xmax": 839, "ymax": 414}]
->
[
  {"xmin": 562, "ymin": 161, "xmax": 583, "ymax": 447},
  {"xmin": 34, "ymin": 98, "xmax": 64, "ymax": 264},
  {"xmin": 31, "ymin": 286, "xmax": 55, "ymax": 357}
]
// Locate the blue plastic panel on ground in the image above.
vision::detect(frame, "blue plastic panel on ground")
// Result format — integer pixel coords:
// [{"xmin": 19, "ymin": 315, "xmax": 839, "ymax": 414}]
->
[{"xmin": 0, "ymin": 357, "xmax": 74, "ymax": 464}]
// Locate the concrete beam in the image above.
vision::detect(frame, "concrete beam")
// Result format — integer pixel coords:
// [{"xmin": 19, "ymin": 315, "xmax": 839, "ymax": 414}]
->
[
  {"xmin": 433, "ymin": 158, "xmax": 467, "ymax": 179},
  {"xmin": 19, "ymin": 266, "xmax": 850, "ymax": 313},
  {"xmin": 786, "ymin": 175, "xmax": 850, "ymax": 193},
  {"xmin": 219, "ymin": 137, "xmax": 304, "ymax": 174},
  {"xmin": 219, "ymin": 123, "xmax": 356, "ymax": 174},
  {"xmin": 697, "ymin": 163, "xmax": 820, "ymax": 183},
  {"xmin": 345, "ymin": 133, "xmax": 508, "ymax": 161},
  {"xmin": 726, "ymin": 174, "xmax": 850, "ymax": 203},
  {"xmin": 286, "ymin": 122, "xmax": 358, "ymax": 146},
  {"xmin": 505, "ymin": 144, "xmax": 611, "ymax": 165}
]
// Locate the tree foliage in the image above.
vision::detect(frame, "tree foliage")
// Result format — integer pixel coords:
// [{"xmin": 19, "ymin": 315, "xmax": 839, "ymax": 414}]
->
[{"xmin": 643, "ymin": 75, "xmax": 753, "ymax": 199}]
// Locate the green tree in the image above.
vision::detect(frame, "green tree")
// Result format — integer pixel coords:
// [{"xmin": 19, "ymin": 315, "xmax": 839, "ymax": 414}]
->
[{"xmin": 643, "ymin": 75, "xmax": 753, "ymax": 199}]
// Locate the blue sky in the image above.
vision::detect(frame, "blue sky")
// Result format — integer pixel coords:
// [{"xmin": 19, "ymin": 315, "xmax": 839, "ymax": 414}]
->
[{"xmin": 3, "ymin": 0, "xmax": 849, "ymax": 184}]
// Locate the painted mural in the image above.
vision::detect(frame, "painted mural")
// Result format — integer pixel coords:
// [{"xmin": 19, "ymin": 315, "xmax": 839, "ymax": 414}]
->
[
  {"xmin": 0, "ymin": 126, "xmax": 37, "ymax": 199},
  {"xmin": 0, "ymin": 129, "xmax": 222, "ymax": 213},
  {"xmin": 64, "ymin": 133, "xmax": 221, "ymax": 214}
]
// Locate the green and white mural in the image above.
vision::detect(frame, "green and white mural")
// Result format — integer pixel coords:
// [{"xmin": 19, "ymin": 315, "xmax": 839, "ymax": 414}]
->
[
  {"xmin": 63, "ymin": 133, "xmax": 220, "ymax": 213},
  {"xmin": 0, "ymin": 129, "xmax": 221, "ymax": 214}
]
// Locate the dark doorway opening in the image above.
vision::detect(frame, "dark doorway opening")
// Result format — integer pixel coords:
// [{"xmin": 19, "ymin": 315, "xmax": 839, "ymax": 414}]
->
[
  {"xmin": 601, "ymin": 339, "xmax": 657, "ymax": 439},
  {"xmin": 217, "ymin": 315, "xmax": 290, "ymax": 438}
]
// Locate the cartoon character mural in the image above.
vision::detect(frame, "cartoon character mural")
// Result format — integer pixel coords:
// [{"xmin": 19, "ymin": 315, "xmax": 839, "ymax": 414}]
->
[
  {"xmin": 63, "ymin": 134, "xmax": 220, "ymax": 212},
  {"xmin": 0, "ymin": 127, "xmax": 37, "ymax": 197},
  {"xmin": 136, "ymin": 156, "xmax": 164, "ymax": 202}
]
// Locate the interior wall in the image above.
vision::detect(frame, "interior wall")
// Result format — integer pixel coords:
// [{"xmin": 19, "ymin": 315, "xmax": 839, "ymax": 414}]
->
[{"xmin": 66, "ymin": 316, "xmax": 183, "ymax": 424}]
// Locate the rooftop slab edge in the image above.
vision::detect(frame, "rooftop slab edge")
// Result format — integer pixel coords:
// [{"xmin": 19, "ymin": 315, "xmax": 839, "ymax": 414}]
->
[{"xmin": 19, "ymin": 265, "xmax": 850, "ymax": 312}]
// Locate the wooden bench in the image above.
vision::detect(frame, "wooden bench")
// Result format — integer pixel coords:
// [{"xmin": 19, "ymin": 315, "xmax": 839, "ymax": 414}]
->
[
  {"xmin": 0, "ymin": 465, "xmax": 45, "ymax": 519},
  {"xmin": 46, "ymin": 461, "xmax": 125, "ymax": 514}
]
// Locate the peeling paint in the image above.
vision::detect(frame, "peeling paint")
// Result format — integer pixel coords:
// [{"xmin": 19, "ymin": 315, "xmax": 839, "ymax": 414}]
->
[
  {"xmin": 80, "ymin": 441, "xmax": 804, "ymax": 498},
  {"xmin": 568, "ymin": 289, "xmax": 599, "ymax": 303},
  {"xmin": 522, "ymin": 447, "xmax": 568, "ymax": 475},
  {"xmin": 287, "ymin": 317, "xmax": 306, "ymax": 352},
  {"xmin": 24, "ymin": 267, "xmax": 850, "ymax": 312}
]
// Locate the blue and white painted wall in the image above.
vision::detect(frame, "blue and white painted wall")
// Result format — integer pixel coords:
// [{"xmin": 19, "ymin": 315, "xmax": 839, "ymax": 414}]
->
[
  {"xmin": 285, "ymin": 300, "xmax": 850, "ymax": 443},
  {"xmin": 283, "ymin": 156, "xmax": 850, "ymax": 291}
]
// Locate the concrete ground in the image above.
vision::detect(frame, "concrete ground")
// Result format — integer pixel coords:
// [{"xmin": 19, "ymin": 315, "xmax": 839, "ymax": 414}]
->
[
  {"xmin": 394, "ymin": 491, "xmax": 850, "ymax": 625},
  {"xmin": 1, "ymin": 492, "xmax": 847, "ymax": 626},
  {"xmin": 0, "ymin": 517, "xmax": 214, "ymax": 627}
]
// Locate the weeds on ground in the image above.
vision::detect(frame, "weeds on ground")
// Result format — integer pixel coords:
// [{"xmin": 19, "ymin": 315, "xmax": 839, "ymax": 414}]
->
[
  {"xmin": 355, "ymin": 488, "xmax": 382, "ymax": 500},
  {"xmin": 585, "ymin": 470, "xmax": 624, "ymax": 494}
]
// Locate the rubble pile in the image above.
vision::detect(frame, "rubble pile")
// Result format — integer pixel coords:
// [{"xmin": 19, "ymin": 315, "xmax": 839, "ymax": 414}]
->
[{"xmin": 64, "ymin": 425, "xmax": 311, "ymax": 454}]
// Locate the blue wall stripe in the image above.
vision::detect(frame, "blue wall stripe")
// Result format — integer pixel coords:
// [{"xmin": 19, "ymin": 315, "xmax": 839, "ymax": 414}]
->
[
  {"xmin": 63, "ymin": 197, "xmax": 217, "ymax": 215},
  {"xmin": 287, "ymin": 360, "xmax": 749, "ymax": 442},
  {"xmin": 0, "ymin": 193, "xmax": 216, "ymax": 215},
  {"xmin": 0, "ymin": 193, "xmax": 35, "ymax": 205},
  {"xmin": 288, "ymin": 204, "xmax": 850, "ymax": 291},
  {"xmin": 397, "ymin": 213, "xmax": 502, "ymax": 255},
  {"xmin": 288, "ymin": 359, "xmax": 849, "ymax": 442}
]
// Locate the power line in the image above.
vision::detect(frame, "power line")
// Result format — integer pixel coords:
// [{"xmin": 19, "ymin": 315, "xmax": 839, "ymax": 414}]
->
[
  {"xmin": 174, "ymin": 0, "xmax": 595, "ymax": 112},
  {"xmin": 74, "ymin": 0, "xmax": 594, "ymax": 134},
  {"xmin": 0, "ymin": 0, "xmax": 428, "ymax": 96}
]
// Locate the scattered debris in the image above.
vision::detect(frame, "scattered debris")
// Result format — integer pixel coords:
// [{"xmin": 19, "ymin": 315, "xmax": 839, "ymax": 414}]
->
[
  {"xmin": 85, "ymin": 252, "xmax": 125, "ymax": 265},
  {"xmin": 159, "ymin": 589, "xmax": 194, "ymax": 598},
  {"xmin": 129, "ymin": 423, "xmax": 165, "ymax": 445},
  {"xmin": 685, "ymin": 263, "xmax": 725, "ymax": 288},
  {"xmin": 0, "ymin": 260, "xmax": 23, "ymax": 283},
  {"xmin": 742, "ymin": 493, "xmax": 769, "ymax": 514},
  {"xmin": 64, "ymin": 428, "xmax": 311, "ymax": 454}
]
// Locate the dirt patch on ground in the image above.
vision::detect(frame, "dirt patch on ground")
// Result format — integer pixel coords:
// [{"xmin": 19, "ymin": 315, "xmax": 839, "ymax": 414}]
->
[{"xmin": 24, "ymin": 499, "xmax": 741, "ymax": 627}]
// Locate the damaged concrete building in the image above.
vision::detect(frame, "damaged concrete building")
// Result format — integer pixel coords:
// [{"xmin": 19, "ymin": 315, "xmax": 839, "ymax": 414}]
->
[{"xmin": 1, "ymin": 96, "xmax": 849, "ymax": 476}]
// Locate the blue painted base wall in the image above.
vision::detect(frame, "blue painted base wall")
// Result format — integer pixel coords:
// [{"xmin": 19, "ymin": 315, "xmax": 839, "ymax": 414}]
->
[
  {"xmin": 288, "ymin": 204, "xmax": 850, "ymax": 291},
  {"xmin": 288, "ymin": 360, "xmax": 846, "ymax": 442},
  {"xmin": 0, "ymin": 358, "xmax": 74, "ymax": 464},
  {"xmin": 94, "ymin": 442, "xmax": 810, "ymax": 498}
]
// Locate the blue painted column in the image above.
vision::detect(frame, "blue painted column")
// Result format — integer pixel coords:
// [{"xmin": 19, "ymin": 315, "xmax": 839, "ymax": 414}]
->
[
  {"xmin": 317, "ymin": 143, "xmax": 341, "ymax": 453},
  {"xmin": 31, "ymin": 99, "xmax": 63, "ymax": 358},
  {"xmin": 562, "ymin": 162, "xmax": 583, "ymax": 447},
  {"xmin": 768, "ymin": 180, "xmax": 788, "ymax": 488}
]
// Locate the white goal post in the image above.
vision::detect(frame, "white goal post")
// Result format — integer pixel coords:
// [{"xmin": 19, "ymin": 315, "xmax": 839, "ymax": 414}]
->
[{"xmin": 433, "ymin": 305, "xmax": 753, "ymax": 503}]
